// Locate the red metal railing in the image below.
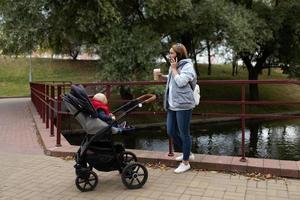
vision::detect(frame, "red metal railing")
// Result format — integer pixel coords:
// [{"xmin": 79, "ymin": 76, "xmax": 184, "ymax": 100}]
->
[{"xmin": 30, "ymin": 80, "xmax": 300, "ymax": 161}]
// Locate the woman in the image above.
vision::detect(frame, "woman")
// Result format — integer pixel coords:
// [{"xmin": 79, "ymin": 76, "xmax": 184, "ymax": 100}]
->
[{"xmin": 160, "ymin": 43, "xmax": 197, "ymax": 173}]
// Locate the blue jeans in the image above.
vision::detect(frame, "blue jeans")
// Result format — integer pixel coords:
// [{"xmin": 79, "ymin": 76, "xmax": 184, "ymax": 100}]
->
[{"xmin": 167, "ymin": 109, "xmax": 192, "ymax": 161}]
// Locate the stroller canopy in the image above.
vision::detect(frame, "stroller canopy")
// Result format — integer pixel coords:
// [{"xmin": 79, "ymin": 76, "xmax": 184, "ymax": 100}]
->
[
  {"xmin": 65, "ymin": 84, "xmax": 98, "ymax": 118},
  {"xmin": 63, "ymin": 84, "xmax": 108, "ymax": 135}
]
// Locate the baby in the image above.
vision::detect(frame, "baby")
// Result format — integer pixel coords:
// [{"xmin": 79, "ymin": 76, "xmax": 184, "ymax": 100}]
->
[{"xmin": 91, "ymin": 93, "xmax": 122, "ymax": 134}]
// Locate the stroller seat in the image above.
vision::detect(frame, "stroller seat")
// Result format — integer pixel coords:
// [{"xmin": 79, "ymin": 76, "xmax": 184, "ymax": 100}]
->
[{"xmin": 64, "ymin": 102, "xmax": 108, "ymax": 135}]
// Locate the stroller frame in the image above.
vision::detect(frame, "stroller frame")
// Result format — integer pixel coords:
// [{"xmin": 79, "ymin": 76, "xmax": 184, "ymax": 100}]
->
[{"xmin": 63, "ymin": 85, "xmax": 156, "ymax": 192}]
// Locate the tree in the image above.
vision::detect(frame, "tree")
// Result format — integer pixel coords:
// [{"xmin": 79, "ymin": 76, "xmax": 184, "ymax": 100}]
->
[
  {"xmin": 0, "ymin": 0, "xmax": 120, "ymax": 58},
  {"xmin": 100, "ymin": 25, "xmax": 162, "ymax": 81},
  {"xmin": 0, "ymin": 0, "xmax": 47, "ymax": 55},
  {"xmin": 44, "ymin": 0, "xmax": 120, "ymax": 59},
  {"xmin": 143, "ymin": 0, "xmax": 195, "ymax": 64},
  {"xmin": 145, "ymin": 0, "xmax": 236, "ymax": 76},
  {"xmin": 144, "ymin": 0, "xmax": 204, "ymax": 74},
  {"xmin": 275, "ymin": 1, "xmax": 300, "ymax": 78},
  {"xmin": 187, "ymin": 0, "xmax": 229, "ymax": 75},
  {"xmin": 1, "ymin": 0, "xmax": 299, "ymax": 90},
  {"xmin": 226, "ymin": 0, "xmax": 300, "ymax": 100}
]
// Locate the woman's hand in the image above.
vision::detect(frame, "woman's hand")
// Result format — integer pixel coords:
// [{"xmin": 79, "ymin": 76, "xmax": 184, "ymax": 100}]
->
[
  {"xmin": 170, "ymin": 57, "xmax": 178, "ymax": 70},
  {"xmin": 170, "ymin": 57, "xmax": 178, "ymax": 76}
]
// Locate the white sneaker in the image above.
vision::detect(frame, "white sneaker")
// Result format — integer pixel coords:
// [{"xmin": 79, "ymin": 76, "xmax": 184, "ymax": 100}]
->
[
  {"xmin": 175, "ymin": 153, "xmax": 195, "ymax": 161},
  {"xmin": 174, "ymin": 162, "xmax": 191, "ymax": 173}
]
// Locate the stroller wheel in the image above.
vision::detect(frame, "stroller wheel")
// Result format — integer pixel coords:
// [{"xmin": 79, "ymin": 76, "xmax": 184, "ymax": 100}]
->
[
  {"xmin": 121, "ymin": 163, "xmax": 148, "ymax": 189},
  {"xmin": 75, "ymin": 171, "xmax": 98, "ymax": 192},
  {"xmin": 120, "ymin": 151, "xmax": 137, "ymax": 165}
]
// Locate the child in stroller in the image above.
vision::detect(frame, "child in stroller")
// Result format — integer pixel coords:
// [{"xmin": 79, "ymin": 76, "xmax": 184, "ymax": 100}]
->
[
  {"xmin": 63, "ymin": 84, "xmax": 156, "ymax": 192},
  {"xmin": 91, "ymin": 92, "xmax": 132, "ymax": 134}
]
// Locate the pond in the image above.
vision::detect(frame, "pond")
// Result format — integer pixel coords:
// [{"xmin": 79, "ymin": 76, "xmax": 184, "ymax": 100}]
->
[{"xmin": 63, "ymin": 119, "xmax": 300, "ymax": 161}]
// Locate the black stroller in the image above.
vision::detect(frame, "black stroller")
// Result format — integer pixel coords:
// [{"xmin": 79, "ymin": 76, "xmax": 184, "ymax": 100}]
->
[{"xmin": 63, "ymin": 85, "xmax": 156, "ymax": 192}]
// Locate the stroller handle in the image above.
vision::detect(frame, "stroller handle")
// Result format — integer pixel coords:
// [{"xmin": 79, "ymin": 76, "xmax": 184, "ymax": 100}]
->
[
  {"xmin": 111, "ymin": 93, "xmax": 156, "ymax": 123},
  {"xmin": 136, "ymin": 94, "xmax": 156, "ymax": 104}
]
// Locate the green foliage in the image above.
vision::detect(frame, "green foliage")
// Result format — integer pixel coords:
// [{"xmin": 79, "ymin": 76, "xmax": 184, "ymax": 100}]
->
[
  {"xmin": 99, "ymin": 25, "xmax": 162, "ymax": 81},
  {"xmin": 223, "ymin": 3, "xmax": 273, "ymax": 53},
  {"xmin": 45, "ymin": 0, "xmax": 120, "ymax": 56},
  {"xmin": 0, "ymin": 0, "xmax": 120, "ymax": 57},
  {"xmin": 1, "ymin": 0, "xmax": 300, "ymax": 79},
  {"xmin": 226, "ymin": 0, "xmax": 300, "ymax": 78},
  {"xmin": 275, "ymin": 1, "xmax": 300, "ymax": 77},
  {"xmin": 145, "ymin": 0, "xmax": 193, "ymax": 20},
  {"xmin": 0, "ymin": 0, "xmax": 47, "ymax": 54}
]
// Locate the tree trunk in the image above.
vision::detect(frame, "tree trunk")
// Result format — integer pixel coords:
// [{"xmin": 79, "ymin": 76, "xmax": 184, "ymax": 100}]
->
[
  {"xmin": 192, "ymin": 48, "xmax": 199, "ymax": 76},
  {"xmin": 232, "ymin": 55, "xmax": 237, "ymax": 76},
  {"xmin": 232, "ymin": 52, "xmax": 239, "ymax": 76},
  {"xmin": 70, "ymin": 50, "xmax": 79, "ymax": 60},
  {"xmin": 232, "ymin": 62, "xmax": 236, "ymax": 76},
  {"xmin": 248, "ymin": 68, "xmax": 259, "ymax": 100},
  {"xmin": 206, "ymin": 40, "xmax": 211, "ymax": 75},
  {"xmin": 242, "ymin": 56, "xmax": 260, "ymax": 101},
  {"xmin": 248, "ymin": 49, "xmax": 271, "ymax": 100}
]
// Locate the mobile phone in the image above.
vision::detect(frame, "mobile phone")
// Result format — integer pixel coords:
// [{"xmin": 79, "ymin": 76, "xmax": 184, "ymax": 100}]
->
[{"xmin": 171, "ymin": 56, "xmax": 177, "ymax": 63}]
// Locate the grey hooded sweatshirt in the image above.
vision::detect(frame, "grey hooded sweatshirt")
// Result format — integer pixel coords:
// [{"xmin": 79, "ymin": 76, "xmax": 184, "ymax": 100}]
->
[{"xmin": 164, "ymin": 58, "xmax": 197, "ymax": 111}]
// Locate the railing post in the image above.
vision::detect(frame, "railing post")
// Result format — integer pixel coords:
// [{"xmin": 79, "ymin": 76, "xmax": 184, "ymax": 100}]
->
[
  {"xmin": 56, "ymin": 85, "xmax": 62, "ymax": 147},
  {"xmin": 50, "ymin": 85, "xmax": 55, "ymax": 136},
  {"xmin": 40, "ymin": 84, "xmax": 43, "ymax": 117},
  {"xmin": 240, "ymin": 84, "xmax": 246, "ymax": 162},
  {"xmin": 45, "ymin": 84, "xmax": 49, "ymax": 128},
  {"xmin": 30, "ymin": 83, "xmax": 35, "ymax": 107},
  {"xmin": 42, "ymin": 84, "xmax": 46, "ymax": 123},
  {"xmin": 168, "ymin": 137, "xmax": 174, "ymax": 156},
  {"xmin": 30, "ymin": 82, "xmax": 34, "ymax": 105},
  {"xmin": 37, "ymin": 84, "xmax": 41, "ymax": 117}
]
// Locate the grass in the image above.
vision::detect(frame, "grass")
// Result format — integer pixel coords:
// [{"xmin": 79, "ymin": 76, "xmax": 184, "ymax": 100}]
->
[
  {"xmin": 1, "ymin": 56, "xmax": 299, "ymax": 114},
  {"xmin": 0, "ymin": 57, "xmax": 99, "ymax": 96}
]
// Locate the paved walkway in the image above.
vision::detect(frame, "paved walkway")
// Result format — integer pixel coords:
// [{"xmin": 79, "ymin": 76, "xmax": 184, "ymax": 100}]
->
[
  {"xmin": 0, "ymin": 98, "xmax": 42, "ymax": 155},
  {"xmin": 1, "ymin": 98, "xmax": 300, "ymax": 199},
  {"xmin": 1, "ymin": 152, "xmax": 300, "ymax": 200}
]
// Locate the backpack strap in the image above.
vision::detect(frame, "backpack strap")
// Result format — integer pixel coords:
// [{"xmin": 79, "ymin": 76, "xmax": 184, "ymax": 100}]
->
[
  {"xmin": 179, "ymin": 60, "xmax": 196, "ymax": 90},
  {"xmin": 189, "ymin": 82, "xmax": 195, "ymax": 90}
]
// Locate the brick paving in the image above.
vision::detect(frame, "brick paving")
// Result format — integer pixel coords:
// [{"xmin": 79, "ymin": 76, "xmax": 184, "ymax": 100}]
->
[
  {"xmin": 1, "ymin": 98, "xmax": 300, "ymax": 199},
  {"xmin": 1, "ymin": 152, "xmax": 300, "ymax": 200},
  {"xmin": 0, "ymin": 98, "xmax": 43, "ymax": 155}
]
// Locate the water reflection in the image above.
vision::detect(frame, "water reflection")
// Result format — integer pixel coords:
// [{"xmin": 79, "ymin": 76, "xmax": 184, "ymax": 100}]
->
[
  {"xmin": 63, "ymin": 120, "xmax": 300, "ymax": 161},
  {"xmin": 112, "ymin": 120, "xmax": 300, "ymax": 161}
]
